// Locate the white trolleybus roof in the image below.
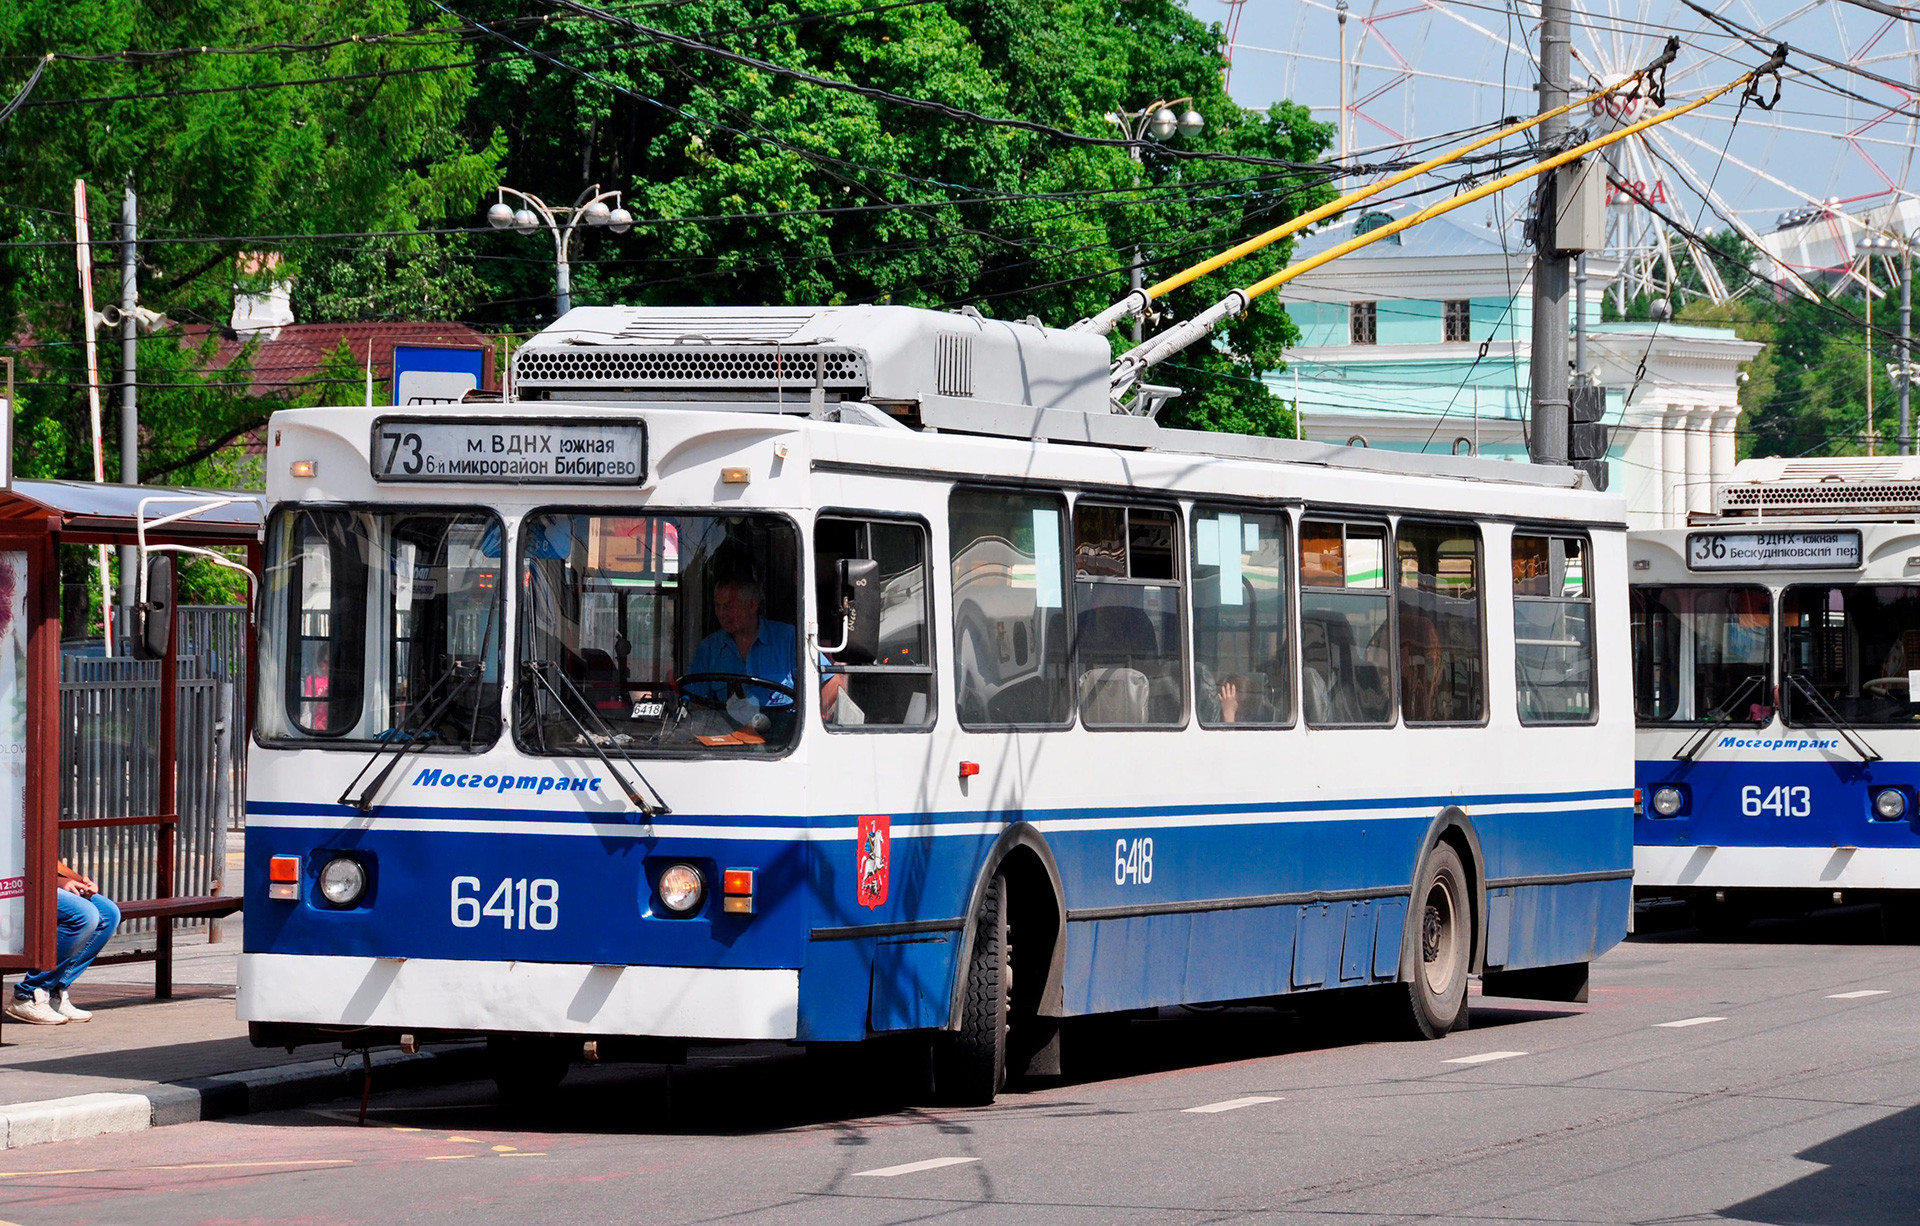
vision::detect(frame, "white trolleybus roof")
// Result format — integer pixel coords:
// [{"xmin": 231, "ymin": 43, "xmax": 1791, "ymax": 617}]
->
[{"xmin": 425, "ymin": 303, "xmax": 1614, "ymax": 510}]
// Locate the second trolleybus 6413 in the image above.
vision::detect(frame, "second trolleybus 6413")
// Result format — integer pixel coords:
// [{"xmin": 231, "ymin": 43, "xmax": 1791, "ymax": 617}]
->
[
  {"xmin": 1633, "ymin": 457, "xmax": 1920, "ymax": 932},
  {"xmin": 238, "ymin": 304, "xmax": 1633, "ymax": 1102}
]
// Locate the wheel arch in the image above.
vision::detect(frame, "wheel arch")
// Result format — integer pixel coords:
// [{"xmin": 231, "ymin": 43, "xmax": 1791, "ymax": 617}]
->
[
  {"xmin": 1397, "ymin": 806, "xmax": 1490, "ymax": 982},
  {"xmin": 944, "ymin": 823, "xmax": 1067, "ymax": 1030}
]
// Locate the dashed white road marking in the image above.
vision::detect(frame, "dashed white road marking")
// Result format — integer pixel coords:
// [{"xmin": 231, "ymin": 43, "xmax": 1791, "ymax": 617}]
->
[
  {"xmin": 1655, "ymin": 1016, "xmax": 1726, "ymax": 1028},
  {"xmin": 1444, "ymin": 1051, "xmax": 1528, "ymax": 1065},
  {"xmin": 853, "ymin": 1157, "xmax": 980, "ymax": 1178},
  {"xmin": 1828, "ymin": 990, "xmax": 1890, "ymax": 1000},
  {"xmin": 1184, "ymin": 1095, "xmax": 1283, "ymax": 1114}
]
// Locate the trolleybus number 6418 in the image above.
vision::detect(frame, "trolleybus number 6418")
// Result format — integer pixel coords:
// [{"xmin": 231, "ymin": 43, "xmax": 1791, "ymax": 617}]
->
[
  {"xmin": 1115, "ymin": 838, "xmax": 1154, "ymax": 885},
  {"xmin": 452, "ymin": 876, "xmax": 560, "ymax": 930}
]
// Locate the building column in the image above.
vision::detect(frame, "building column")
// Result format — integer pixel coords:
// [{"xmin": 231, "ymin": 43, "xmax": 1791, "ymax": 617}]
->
[
  {"xmin": 1709, "ymin": 407, "xmax": 1740, "ymax": 510},
  {"xmin": 1685, "ymin": 408, "xmax": 1714, "ymax": 517},
  {"xmin": 1660, "ymin": 405, "xmax": 1689, "ymax": 526}
]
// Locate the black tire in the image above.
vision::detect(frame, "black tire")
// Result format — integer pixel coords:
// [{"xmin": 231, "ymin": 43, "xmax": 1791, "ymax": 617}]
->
[
  {"xmin": 1392, "ymin": 843, "xmax": 1471, "ymax": 1040},
  {"xmin": 488, "ymin": 1035, "xmax": 571, "ymax": 1105},
  {"xmin": 935, "ymin": 872, "xmax": 1010, "ymax": 1105}
]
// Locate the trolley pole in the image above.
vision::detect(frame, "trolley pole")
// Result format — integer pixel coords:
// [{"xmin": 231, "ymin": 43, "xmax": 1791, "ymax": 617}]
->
[{"xmin": 1529, "ymin": 0, "xmax": 1572, "ymax": 466}]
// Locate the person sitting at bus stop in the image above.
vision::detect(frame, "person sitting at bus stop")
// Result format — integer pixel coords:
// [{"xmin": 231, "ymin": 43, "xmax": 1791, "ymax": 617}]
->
[
  {"xmin": 686, "ymin": 575, "xmax": 843, "ymax": 725},
  {"xmin": 5, "ymin": 861, "xmax": 121, "ymax": 1026}
]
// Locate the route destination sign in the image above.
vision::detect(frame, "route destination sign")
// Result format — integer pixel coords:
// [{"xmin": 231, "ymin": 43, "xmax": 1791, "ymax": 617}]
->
[
  {"xmin": 1686, "ymin": 529, "xmax": 1862, "ymax": 571},
  {"xmin": 370, "ymin": 417, "xmax": 646, "ymax": 485}
]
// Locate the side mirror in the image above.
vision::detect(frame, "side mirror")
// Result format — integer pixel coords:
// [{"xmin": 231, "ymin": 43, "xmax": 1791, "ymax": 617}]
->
[
  {"xmin": 134, "ymin": 554, "xmax": 173, "ymax": 661},
  {"xmin": 832, "ymin": 558, "xmax": 881, "ymax": 664}
]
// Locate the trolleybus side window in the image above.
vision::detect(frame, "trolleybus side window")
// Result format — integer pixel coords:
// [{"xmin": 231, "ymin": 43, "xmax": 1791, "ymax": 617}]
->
[
  {"xmin": 258, "ymin": 506, "xmax": 502, "ymax": 746},
  {"xmin": 1781, "ymin": 584, "xmax": 1920, "ymax": 726},
  {"xmin": 1630, "ymin": 585, "xmax": 1771, "ymax": 725},
  {"xmin": 814, "ymin": 517, "xmax": 934, "ymax": 729},
  {"xmin": 1512, "ymin": 533, "xmax": 1594, "ymax": 724},
  {"xmin": 949, "ymin": 488, "xmax": 1072, "ymax": 729},
  {"xmin": 1396, "ymin": 521, "xmax": 1485, "ymax": 724},
  {"xmin": 1192, "ymin": 507, "xmax": 1292, "ymax": 727},
  {"xmin": 516, "ymin": 512, "xmax": 805, "ymax": 755},
  {"xmin": 1300, "ymin": 519, "xmax": 1393, "ymax": 726},
  {"xmin": 1073, "ymin": 503, "xmax": 1184, "ymax": 728}
]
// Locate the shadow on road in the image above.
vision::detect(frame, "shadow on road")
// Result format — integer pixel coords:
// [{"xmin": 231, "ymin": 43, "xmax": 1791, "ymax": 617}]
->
[
  {"xmin": 1720, "ymin": 1103, "xmax": 1920, "ymax": 1225},
  {"xmin": 1631, "ymin": 900, "xmax": 1903, "ymax": 946},
  {"xmin": 247, "ymin": 994, "xmax": 1582, "ymax": 1139}
]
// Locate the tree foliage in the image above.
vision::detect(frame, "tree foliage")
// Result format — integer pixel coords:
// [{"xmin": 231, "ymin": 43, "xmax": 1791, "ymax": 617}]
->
[{"xmin": 2, "ymin": 0, "xmax": 1333, "ymax": 496}]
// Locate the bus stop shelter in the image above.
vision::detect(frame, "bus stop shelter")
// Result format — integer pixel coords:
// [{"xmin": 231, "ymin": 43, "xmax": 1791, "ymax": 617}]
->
[{"xmin": 0, "ymin": 480, "xmax": 262, "ymax": 1018}]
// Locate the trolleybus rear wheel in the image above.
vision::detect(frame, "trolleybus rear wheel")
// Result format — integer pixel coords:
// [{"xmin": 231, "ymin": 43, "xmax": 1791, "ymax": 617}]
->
[
  {"xmin": 935, "ymin": 872, "xmax": 1010, "ymax": 1104},
  {"xmin": 1395, "ymin": 844, "xmax": 1470, "ymax": 1039}
]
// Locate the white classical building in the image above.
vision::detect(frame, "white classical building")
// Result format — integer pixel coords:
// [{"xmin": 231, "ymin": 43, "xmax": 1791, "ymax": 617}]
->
[{"xmin": 1272, "ymin": 212, "xmax": 1762, "ymax": 528}]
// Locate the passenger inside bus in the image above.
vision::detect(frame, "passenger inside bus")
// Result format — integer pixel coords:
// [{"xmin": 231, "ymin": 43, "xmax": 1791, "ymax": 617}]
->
[{"xmin": 518, "ymin": 512, "xmax": 820, "ymax": 752}]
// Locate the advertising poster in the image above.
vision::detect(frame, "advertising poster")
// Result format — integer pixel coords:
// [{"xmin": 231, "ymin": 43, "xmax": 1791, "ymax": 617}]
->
[{"xmin": 0, "ymin": 551, "xmax": 26, "ymax": 955}]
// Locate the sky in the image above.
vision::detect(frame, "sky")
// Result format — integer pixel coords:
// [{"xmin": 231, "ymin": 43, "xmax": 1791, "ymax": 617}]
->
[{"xmin": 1205, "ymin": 1, "xmax": 1920, "ymax": 265}]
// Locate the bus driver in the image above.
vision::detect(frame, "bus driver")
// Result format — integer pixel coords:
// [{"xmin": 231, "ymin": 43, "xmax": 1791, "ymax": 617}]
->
[{"xmin": 686, "ymin": 575, "xmax": 843, "ymax": 726}]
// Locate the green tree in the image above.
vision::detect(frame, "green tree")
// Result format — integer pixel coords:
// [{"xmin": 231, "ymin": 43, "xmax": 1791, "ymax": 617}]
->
[
  {"xmin": 456, "ymin": 0, "xmax": 1333, "ymax": 433},
  {"xmin": 0, "ymin": 0, "xmax": 504, "ymax": 485}
]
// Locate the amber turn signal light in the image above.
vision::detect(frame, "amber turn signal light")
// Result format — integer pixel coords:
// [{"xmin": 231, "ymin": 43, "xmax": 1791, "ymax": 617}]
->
[
  {"xmin": 269, "ymin": 855, "xmax": 300, "ymax": 900},
  {"xmin": 723, "ymin": 869, "xmax": 753, "ymax": 895}
]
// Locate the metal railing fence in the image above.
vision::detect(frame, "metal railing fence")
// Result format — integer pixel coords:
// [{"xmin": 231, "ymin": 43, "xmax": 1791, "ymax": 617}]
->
[{"xmin": 59, "ymin": 606, "xmax": 248, "ymax": 935}]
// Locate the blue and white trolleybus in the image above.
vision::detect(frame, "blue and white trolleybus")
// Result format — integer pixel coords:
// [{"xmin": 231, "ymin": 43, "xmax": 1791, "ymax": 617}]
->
[{"xmin": 240, "ymin": 304, "xmax": 1634, "ymax": 1102}]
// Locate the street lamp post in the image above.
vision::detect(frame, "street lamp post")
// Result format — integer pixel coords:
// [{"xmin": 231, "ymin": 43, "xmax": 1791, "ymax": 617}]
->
[
  {"xmin": 1859, "ymin": 233, "xmax": 1914, "ymax": 456},
  {"xmin": 486, "ymin": 183, "xmax": 633, "ymax": 318},
  {"xmin": 1104, "ymin": 100, "xmax": 1205, "ymax": 343}
]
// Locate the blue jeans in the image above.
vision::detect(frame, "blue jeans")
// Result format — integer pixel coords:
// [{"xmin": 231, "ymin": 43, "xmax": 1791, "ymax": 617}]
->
[{"xmin": 17, "ymin": 890, "xmax": 121, "ymax": 999}]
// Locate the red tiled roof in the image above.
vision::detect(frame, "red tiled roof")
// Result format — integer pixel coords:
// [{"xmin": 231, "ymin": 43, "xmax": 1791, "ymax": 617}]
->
[{"xmin": 178, "ymin": 321, "xmax": 495, "ymax": 398}]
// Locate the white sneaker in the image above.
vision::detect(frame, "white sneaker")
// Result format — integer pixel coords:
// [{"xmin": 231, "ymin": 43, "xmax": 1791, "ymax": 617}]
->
[
  {"xmin": 4, "ymin": 989, "xmax": 69, "ymax": 1026},
  {"xmin": 50, "ymin": 991, "xmax": 91, "ymax": 1022}
]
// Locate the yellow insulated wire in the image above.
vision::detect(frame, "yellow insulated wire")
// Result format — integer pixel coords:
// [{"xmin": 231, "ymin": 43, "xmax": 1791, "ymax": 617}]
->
[
  {"xmin": 1239, "ymin": 71, "xmax": 1760, "ymax": 306},
  {"xmin": 1145, "ymin": 51, "xmax": 1672, "ymax": 303}
]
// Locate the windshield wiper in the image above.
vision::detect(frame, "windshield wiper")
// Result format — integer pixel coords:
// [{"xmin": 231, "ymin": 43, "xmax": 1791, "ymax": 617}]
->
[
  {"xmin": 338, "ymin": 663, "xmax": 480, "ymax": 811},
  {"xmin": 522, "ymin": 661, "xmax": 671, "ymax": 817},
  {"xmin": 1673, "ymin": 673, "xmax": 1765, "ymax": 762},
  {"xmin": 1786, "ymin": 672, "xmax": 1882, "ymax": 763}
]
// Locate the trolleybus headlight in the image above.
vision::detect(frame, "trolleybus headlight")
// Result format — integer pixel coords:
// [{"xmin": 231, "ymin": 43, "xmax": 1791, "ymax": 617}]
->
[
  {"xmin": 317, "ymin": 856, "xmax": 368, "ymax": 908},
  {"xmin": 1876, "ymin": 788, "xmax": 1908, "ymax": 820},
  {"xmin": 657, "ymin": 863, "xmax": 705, "ymax": 915},
  {"xmin": 1651, "ymin": 786, "xmax": 1685, "ymax": 817}
]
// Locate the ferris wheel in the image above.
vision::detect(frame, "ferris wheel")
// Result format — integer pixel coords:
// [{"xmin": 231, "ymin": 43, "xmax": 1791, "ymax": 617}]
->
[{"xmin": 1224, "ymin": 1, "xmax": 1920, "ymax": 304}]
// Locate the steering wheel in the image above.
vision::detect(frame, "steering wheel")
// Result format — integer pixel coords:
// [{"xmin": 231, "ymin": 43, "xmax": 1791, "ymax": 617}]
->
[{"xmin": 674, "ymin": 671, "xmax": 798, "ymax": 713}]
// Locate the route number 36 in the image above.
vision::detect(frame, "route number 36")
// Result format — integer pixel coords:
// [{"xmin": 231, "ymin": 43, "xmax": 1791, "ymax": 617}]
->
[
  {"xmin": 1741, "ymin": 785, "xmax": 1811, "ymax": 817},
  {"xmin": 1114, "ymin": 837, "xmax": 1154, "ymax": 885},
  {"xmin": 452, "ymin": 876, "xmax": 559, "ymax": 930}
]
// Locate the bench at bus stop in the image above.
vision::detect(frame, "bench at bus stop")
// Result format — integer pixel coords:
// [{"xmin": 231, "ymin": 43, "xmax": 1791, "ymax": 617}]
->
[{"xmin": 64, "ymin": 812, "xmax": 242, "ymax": 999}]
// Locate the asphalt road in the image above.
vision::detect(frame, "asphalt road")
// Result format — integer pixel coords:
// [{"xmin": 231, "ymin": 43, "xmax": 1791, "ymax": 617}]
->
[{"xmin": 4, "ymin": 905, "xmax": 1916, "ymax": 1226}]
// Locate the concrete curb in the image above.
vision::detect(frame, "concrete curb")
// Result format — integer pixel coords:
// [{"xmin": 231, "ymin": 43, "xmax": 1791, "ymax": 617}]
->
[{"xmin": 0, "ymin": 1043, "xmax": 490, "ymax": 1150}]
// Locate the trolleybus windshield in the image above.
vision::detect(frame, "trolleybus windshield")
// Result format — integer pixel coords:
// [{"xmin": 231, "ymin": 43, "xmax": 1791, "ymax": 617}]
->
[
  {"xmin": 1630, "ymin": 585, "xmax": 1771, "ymax": 725},
  {"xmin": 1781, "ymin": 584, "xmax": 1920, "ymax": 726},
  {"xmin": 515, "ymin": 511, "xmax": 805, "ymax": 755},
  {"xmin": 257, "ymin": 507, "xmax": 504, "ymax": 747}
]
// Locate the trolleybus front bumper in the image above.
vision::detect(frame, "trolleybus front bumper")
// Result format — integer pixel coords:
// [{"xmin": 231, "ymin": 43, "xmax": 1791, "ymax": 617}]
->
[{"xmin": 237, "ymin": 952, "xmax": 799, "ymax": 1040}]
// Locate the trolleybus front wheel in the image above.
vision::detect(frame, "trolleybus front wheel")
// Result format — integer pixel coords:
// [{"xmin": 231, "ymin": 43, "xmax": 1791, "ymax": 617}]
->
[
  {"xmin": 935, "ymin": 872, "xmax": 1010, "ymax": 1105},
  {"xmin": 1394, "ymin": 843, "xmax": 1470, "ymax": 1040}
]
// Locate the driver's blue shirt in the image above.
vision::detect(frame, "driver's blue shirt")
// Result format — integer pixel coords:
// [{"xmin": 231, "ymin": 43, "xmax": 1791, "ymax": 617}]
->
[{"xmin": 686, "ymin": 619, "xmax": 824, "ymax": 709}]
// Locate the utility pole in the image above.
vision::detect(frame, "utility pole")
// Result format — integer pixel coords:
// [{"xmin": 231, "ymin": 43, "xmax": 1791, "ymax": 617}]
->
[
  {"xmin": 1337, "ymin": 1, "xmax": 1350, "ymax": 163},
  {"xmin": 1529, "ymin": 0, "xmax": 1571, "ymax": 466},
  {"xmin": 119, "ymin": 187, "xmax": 138, "ymax": 611}
]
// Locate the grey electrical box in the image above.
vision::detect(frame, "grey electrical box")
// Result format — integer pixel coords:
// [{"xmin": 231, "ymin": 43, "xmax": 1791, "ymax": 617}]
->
[
  {"xmin": 1570, "ymin": 382, "xmax": 1607, "ymax": 423},
  {"xmin": 1554, "ymin": 158, "xmax": 1606, "ymax": 254}
]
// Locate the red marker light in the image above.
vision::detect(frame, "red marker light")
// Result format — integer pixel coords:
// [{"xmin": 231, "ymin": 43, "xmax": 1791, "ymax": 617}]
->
[
  {"xmin": 959, "ymin": 761, "xmax": 980, "ymax": 779},
  {"xmin": 269, "ymin": 855, "xmax": 300, "ymax": 901},
  {"xmin": 723, "ymin": 869, "xmax": 754, "ymax": 895}
]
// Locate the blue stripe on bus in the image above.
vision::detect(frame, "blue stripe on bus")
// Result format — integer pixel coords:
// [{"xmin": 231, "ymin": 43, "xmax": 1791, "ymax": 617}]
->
[
  {"xmin": 1636, "ymin": 757, "xmax": 1920, "ymax": 851},
  {"xmin": 246, "ymin": 785, "xmax": 1633, "ymax": 830}
]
